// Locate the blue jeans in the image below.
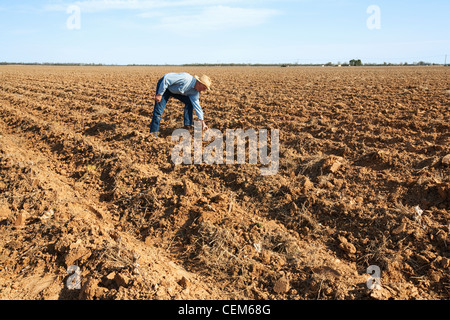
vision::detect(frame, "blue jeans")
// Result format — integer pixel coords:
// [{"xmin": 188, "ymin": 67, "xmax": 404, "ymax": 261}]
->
[{"xmin": 149, "ymin": 78, "xmax": 193, "ymax": 134}]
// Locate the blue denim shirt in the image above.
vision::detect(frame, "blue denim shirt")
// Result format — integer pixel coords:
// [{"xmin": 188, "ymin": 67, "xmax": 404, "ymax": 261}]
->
[{"xmin": 156, "ymin": 73, "xmax": 203, "ymax": 120}]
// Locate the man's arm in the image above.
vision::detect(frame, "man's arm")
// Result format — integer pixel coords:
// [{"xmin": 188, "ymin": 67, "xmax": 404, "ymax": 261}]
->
[
  {"xmin": 156, "ymin": 74, "xmax": 171, "ymax": 95},
  {"xmin": 200, "ymin": 120, "xmax": 208, "ymax": 131},
  {"xmin": 155, "ymin": 73, "xmax": 174, "ymax": 102},
  {"xmin": 189, "ymin": 95, "xmax": 208, "ymax": 131}
]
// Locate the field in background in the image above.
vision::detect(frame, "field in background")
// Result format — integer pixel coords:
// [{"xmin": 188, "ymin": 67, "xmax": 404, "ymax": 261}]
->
[{"xmin": 0, "ymin": 65, "xmax": 449, "ymax": 300}]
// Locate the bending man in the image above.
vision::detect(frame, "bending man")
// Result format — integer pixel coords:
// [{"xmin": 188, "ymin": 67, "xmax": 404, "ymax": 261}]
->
[{"xmin": 149, "ymin": 73, "xmax": 211, "ymax": 137}]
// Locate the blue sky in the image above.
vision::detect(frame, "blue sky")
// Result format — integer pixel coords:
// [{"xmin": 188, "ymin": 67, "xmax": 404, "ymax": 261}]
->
[{"xmin": 0, "ymin": 0, "xmax": 448, "ymax": 65}]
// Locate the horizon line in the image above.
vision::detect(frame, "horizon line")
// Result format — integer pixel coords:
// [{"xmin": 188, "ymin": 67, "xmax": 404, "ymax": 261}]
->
[{"xmin": 1, "ymin": 62, "xmax": 448, "ymax": 67}]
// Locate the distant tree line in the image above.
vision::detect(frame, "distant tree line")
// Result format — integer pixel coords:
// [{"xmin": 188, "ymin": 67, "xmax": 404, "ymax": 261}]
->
[
  {"xmin": 0, "ymin": 62, "xmax": 108, "ymax": 66},
  {"xmin": 0, "ymin": 61, "xmax": 444, "ymax": 67},
  {"xmin": 322, "ymin": 60, "xmax": 441, "ymax": 67}
]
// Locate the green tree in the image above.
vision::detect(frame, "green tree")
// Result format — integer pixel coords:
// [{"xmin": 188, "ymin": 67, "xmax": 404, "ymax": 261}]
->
[{"xmin": 349, "ymin": 59, "xmax": 362, "ymax": 66}]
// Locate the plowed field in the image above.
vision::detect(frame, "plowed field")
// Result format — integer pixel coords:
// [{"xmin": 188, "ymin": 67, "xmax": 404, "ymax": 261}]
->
[{"xmin": 0, "ymin": 65, "xmax": 449, "ymax": 300}]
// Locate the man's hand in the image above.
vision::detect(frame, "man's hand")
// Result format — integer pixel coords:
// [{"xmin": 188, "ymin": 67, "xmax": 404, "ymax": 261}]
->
[
  {"xmin": 202, "ymin": 121, "xmax": 209, "ymax": 131},
  {"xmin": 155, "ymin": 94, "xmax": 162, "ymax": 103}
]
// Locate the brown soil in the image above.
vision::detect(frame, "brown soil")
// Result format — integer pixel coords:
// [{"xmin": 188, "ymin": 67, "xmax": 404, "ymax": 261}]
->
[{"xmin": 0, "ymin": 65, "xmax": 449, "ymax": 300}]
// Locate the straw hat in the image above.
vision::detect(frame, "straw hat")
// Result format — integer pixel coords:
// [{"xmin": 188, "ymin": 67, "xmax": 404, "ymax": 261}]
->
[{"xmin": 194, "ymin": 75, "xmax": 212, "ymax": 91}]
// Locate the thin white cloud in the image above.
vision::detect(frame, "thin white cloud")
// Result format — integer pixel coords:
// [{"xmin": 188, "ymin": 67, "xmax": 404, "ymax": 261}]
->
[
  {"xmin": 136, "ymin": 11, "xmax": 164, "ymax": 18},
  {"xmin": 156, "ymin": 5, "xmax": 280, "ymax": 33},
  {"xmin": 42, "ymin": 1, "xmax": 281, "ymax": 33},
  {"xmin": 44, "ymin": 0, "xmax": 242, "ymax": 13}
]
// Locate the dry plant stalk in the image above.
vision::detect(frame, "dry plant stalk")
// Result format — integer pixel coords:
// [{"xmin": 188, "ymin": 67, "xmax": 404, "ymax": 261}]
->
[
  {"xmin": 99, "ymin": 238, "xmax": 133, "ymax": 270},
  {"xmin": 297, "ymin": 203, "xmax": 321, "ymax": 232},
  {"xmin": 298, "ymin": 154, "xmax": 327, "ymax": 175}
]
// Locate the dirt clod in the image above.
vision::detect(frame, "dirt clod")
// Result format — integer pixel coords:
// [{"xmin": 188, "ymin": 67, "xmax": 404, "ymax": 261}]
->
[
  {"xmin": 14, "ymin": 211, "xmax": 27, "ymax": 227},
  {"xmin": 273, "ymin": 277, "xmax": 290, "ymax": 294},
  {"xmin": 442, "ymin": 154, "xmax": 450, "ymax": 166},
  {"xmin": 114, "ymin": 273, "xmax": 130, "ymax": 287}
]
